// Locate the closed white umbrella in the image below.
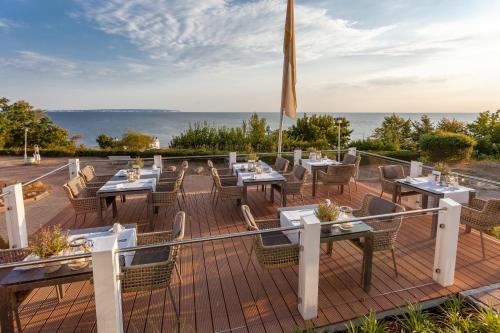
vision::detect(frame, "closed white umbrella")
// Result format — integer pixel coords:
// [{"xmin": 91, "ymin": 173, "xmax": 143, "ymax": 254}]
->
[{"xmin": 277, "ymin": 0, "xmax": 297, "ymax": 156}]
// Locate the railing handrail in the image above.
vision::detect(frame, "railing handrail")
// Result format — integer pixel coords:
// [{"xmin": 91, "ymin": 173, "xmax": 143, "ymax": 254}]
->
[
  {"xmin": 23, "ymin": 163, "xmax": 70, "ymax": 187},
  {"xmin": 0, "ymin": 206, "xmax": 444, "ymax": 270},
  {"xmin": 358, "ymin": 150, "xmax": 500, "ymax": 187}
]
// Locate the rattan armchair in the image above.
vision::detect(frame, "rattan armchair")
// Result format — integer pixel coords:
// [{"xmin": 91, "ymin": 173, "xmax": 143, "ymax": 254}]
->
[
  {"xmin": 63, "ymin": 177, "xmax": 107, "ymax": 223},
  {"xmin": 241, "ymin": 205, "xmax": 299, "ymax": 271},
  {"xmin": 273, "ymin": 165, "xmax": 307, "ymax": 202},
  {"xmin": 211, "ymin": 168, "xmax": 244, "ymax": 206},
  {"xmin": 152, "ymin": 178, "xmax": 181, "ymax": 216},
  {"xmin": 378, "ymin": 165, "xmax": 418, "ymax": 202},
  {"xmin": 343, "ymin": 154, "xmax": 361, "ymax": 190},
  {"xmin": 318, "ymin": 164, "xmax": 355, "ymax": 201},
  {"xmin": 120, "ymin": 211, "xmax": 185, "ymax": 321},
  {"xmin": 461, "ymin": 198, "xmax": 500, "ymax": 258},
  {"xmin": 351, "ymin": 194, "xmax": 405, "ymax": 277},
  {"xmin": 207, "ymin": 160, "xmax": 235, "ymax": 194}
]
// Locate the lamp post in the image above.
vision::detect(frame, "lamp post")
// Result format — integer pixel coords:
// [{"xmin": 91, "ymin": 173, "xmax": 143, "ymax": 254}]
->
[
  {"xmin": 24, "ymin": 128, "xmax": 29, "ymax": 164},
  {"xmin": 334, "ymin": 117, "xmax": 344, "ymax": 161}
]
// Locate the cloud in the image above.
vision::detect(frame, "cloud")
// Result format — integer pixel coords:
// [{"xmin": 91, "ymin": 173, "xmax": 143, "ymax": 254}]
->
[
  {"xmin": 365, "ymin": 76, "xmax": 448, "ymax": 86},
  {"xmin": 0, "ymin": 51, "xmax": 80, "ymax": 77},
  {"xmin": 0, "ymin": 18, "xmax": 18, "ymax": 30},
  {"xmin": 76, "ymin": 0, "xmax": 396, "ymax": 69}
]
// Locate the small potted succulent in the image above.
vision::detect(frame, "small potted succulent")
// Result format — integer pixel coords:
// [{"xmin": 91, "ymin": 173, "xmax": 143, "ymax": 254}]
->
[
  {"xmin": 30, "ymin": 225, "xmax": 69, "ymax": 273},
  {"xmin": 315, "ymin": 201, "xmax": 341, "ymax": 233},
  {"xmin": 131, "ymin": 157, "xmax": 144, "ymax": 179},
  {"xmin": 434, "ymin": 162, "xmax": 451, "ymax": 185}
]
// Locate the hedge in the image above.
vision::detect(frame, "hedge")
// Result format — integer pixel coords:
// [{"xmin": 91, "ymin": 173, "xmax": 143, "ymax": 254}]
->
[{"xmin": 419, "ymin": 131, "xmax": 476, "ymax": 162}]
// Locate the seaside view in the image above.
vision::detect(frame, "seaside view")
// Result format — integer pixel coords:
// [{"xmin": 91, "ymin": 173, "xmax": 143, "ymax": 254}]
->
[{"xmin": 0, "ymin": 1, "xmax": 499, "ymax": 333}]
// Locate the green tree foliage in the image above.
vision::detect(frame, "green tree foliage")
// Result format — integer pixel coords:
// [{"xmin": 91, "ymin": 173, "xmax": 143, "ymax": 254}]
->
[
  {"xmin": 0, "ymin": 97, "xmax": 71, "ymax": 149},
  {"xmin": 117, "ymin": 129, "xmax": 154, "ymax": 151},
  {"xmin": 437, "ymin": 117, "xmax": 468, "ymax": 134},
  {"xmin": 286, "ymin": 114, "xmax": 352, "ymax": 148},
  {"xmin": 420, "ymin": 131, "xmax": 476, "ymax": 162},
  {"xmin": 411, "ymin": 115, "xmax": 434, "ymax": 143},
  {"xmin": 467, "ymin": 110, "xmax": 500, "ymax": 158},
  {"xmin": 96, "ymin": 133, "xmax": 116, "ymax": 149},
  {"xmin": 371, "ymin": 114, "xmax": 413, "ymax": 150}
]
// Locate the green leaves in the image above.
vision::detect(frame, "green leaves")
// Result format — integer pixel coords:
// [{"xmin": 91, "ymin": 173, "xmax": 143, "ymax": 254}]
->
[{"xmin": 419, "ymin": 131, "xmax": 476, "ymax": 162}]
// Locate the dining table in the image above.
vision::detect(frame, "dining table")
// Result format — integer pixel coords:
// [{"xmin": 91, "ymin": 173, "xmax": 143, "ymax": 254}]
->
[
  {"xmin": 301, "ymin": 158, "xmax": 342, "ymax": 196},
  {"xmin": 0, "ymin": 224, "xmax": 138, "ymax": 333},
  {"xmin": 96, "ymin": 168, "xmax": 160, "ymax": 225},
  {"xmin": 237, "ymin": 168, "xmax": 288, "ymax": 206},
  {"xmin": 277, "ymin": 204, "xmax": 374, "ymax": 292},
  {"xmin": 393, "ymin": 176, "xmax": 475, "ymax": 237}
]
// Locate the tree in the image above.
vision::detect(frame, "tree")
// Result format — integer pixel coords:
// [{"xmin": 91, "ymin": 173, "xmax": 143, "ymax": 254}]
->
[
  {"xmin": 96, "ymin": 133, "xmax": 116, "ymax": 149},
  {"xmin": 287, "ymin": 114, "xmax": 352, "ymax": 148},
  {"xmin": 245, "ymin": 113, "xmax": 267, "ymax": 150},
  {"xmin": 117, "ymin": 129, "xmax": 154, "ymax": 151},
  {"xmin": 437, "ymin": 117, "xmax": 468, "ymax": 134},
  {"xmin": 372, "ymin": 114, "xmax": 413, "ymax": 150},
  {"xmin": 420, "ymin": 131, "xmax": 476, "ymax": 162},
  {"xmin": 467, "ymin": 110, "xmax": 500, "ymax": 158},
  {"xmin": 0, "ymin": 97, "xmax": 71, "ymax": 149},
  {"xmin": 411, "ymin": 115, "xmax": 434, "ymax": 143}
]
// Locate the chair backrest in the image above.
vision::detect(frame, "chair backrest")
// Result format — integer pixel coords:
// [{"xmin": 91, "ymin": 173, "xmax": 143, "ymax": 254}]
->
[
  {"xmin": 326, "ymin": 164, "xmax": 354, "ymax": 175},
  {"xmin": 207, "ymin": 160, "xmax": 214, "ymax": 169},
  {"xmin": 80, "ymin": 165, "xmax": 95, "ymax": 183},
  {"xmin": 342, "ymin": 153, "xmax": 357, "ymax": 165},
  {"xmin": 365, "ymin": 194, "xmax": 401, "ymax": 216},
  {"xmin": 0, "ymin": 248, "xmax": 30, "ymax": 264},
  {"xmin": 241, "ymin": 205, "xmax": 258, "ymax": 230},
  {"xmin": 275, "ymin": 157, "xmax": 290, "ymax": 173},
  {"xmin": 65, "ymin": 177, "xmax": 85, "ymax": 198},
  {"xmin": 172, "ymin": 211, "xmax": 186, "ymax": 241},
  {"xmin": 211, "ymin": 168, "xmax": 222, "ymax": 189},
  {"xmin": 292, "ymin": 165, "xmax": 307, "ymax": 181},
  {"xmin": 380, "ymin": 165, "xmax": 404, "ymax": 180},
  {"xmin": 181, "ymin": 160, "xmax": 188, "ymax": 171}
]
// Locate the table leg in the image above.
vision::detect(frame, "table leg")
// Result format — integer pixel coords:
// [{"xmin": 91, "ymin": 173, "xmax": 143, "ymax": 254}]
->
[
  {"xmin": 421, "ymin": 194, "xmax": 428, "ymax": 208},
  {"xmin": 326, "ymin": 240, "xmax": 333, "ymax": 256},
  {"xmin": 312, "ymin": 168, "xmax": 317, "ymax": 197},
  {"xmin": 362, "ymin": 234, "xmax": 373, "ymax": 292},
  {"xmin": 270, "ymin": 185, "xmax": 275, "ymax": 203},
  {"xmin": 112, "ymin": 197, "xmax": 118, "ymax": 218},
  {"xmin": 243, "ymin": 186, "xmax": 248, "ymax": 204},
  {"xmin": 97, "ymin": 194, "xmax": 103, "ymax": 224},
  {"xmin": 0, "ymin": 287, "xmax": 15, "ymax": 333},
  {"xmin": 282, "ymin": 184, "xmax": 287, "ymax": 207},
  {"xmin": 148, "ymin": 192, "xmax": 153, "ymax": 227},
  {"xmin": 392, "ymin": 184, "xmax": 399, "ymax": 202}
]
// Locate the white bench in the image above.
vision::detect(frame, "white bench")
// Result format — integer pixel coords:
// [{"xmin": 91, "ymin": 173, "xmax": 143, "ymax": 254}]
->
[{"xmin": 108, "ymin": 156, "xmax": 131, "ymax": 165}]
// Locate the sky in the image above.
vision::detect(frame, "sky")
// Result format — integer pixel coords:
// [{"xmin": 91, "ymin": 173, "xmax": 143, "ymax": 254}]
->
[{"xmin": 0, "ymin": 0, "xmax": 499, "ymax": 113}]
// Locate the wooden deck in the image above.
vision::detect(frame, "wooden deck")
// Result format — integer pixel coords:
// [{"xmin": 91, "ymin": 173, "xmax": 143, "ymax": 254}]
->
[{"xmin": 12, "ymin": 177, "xmax": 500, "ymax": 333}]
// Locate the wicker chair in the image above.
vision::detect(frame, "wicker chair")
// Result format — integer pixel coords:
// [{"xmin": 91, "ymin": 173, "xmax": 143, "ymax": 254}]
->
[
  {"xmin": 461, "ymin": 198, "xmax": 500, "ymax": 258},
  {"xmin": 318, "ymin": 164, "xmax": 355, "ymax": 201},
  {"xmin": 63, "ymin": 177, "xmax": 107, "ymax": 223},
  {"xmin": 241, "ymin": 205, "xmax": 299, "ymax": 271},
  {"xmin": 272, "ymin": 165, "xmax": 307, "ymax": 202},
  {"xmin": 351, "ymin": 194, "xmax": 405, "ymax": 277},
  {"xmin": 274, "ymin": 157, "xmax": 290, "ymax": 173},
  {"xmin": 0, "ymin": 248, "xmax": 32, "ymax": 330},
  {"xmin": 378, "ymin": 165, "xmax": 418, "ymax": 203},
  {"xmin": 79, "ymin": 165, "xmax": 113, "ymax": 185},
  {"xmin": 120, "ymin": 211, "xmax": 185, "ymax": 321},
  {"xmin": 152, "ymin": 177, "xmax": 181, "ymax": 216},
  {"xmin": 211, "ymin": 168, "xmax": 244, "ymax": 206},
  {"xmin": 343, "ymin": 154, "xmax": 361, "ymax": 190}
]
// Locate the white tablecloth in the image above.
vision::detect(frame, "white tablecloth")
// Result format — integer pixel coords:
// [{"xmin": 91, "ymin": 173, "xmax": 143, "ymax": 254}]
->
[
  {"xmin": 301, "ymin": 159, "xmax": 340, "ymax": 173},
  {"xmin": 237, "ymin": 170, "xmax": 283, "ymax": 186},
  {"xmin": 115, "ymin": 168, "xmax": 160, "ymax": 181},
  {"xmin": 279, "ymin": 209, "xmax": 316, "ymax": 244},
  {"xmin": 401, "ymin": 177, "xmax": 471, "ymax": 204},
  {"xmin": 99, "ymin": 178, "xmax": 156, "ymax": 193},
  {"xmin": 232, "ymin": 162, "xmax": 271, "ymax": 174}
]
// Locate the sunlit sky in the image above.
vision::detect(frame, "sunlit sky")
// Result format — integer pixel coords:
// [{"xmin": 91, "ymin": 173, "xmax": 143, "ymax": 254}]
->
[{"xmin": 1, "ymin": 0, "xmax": 499, "ymax": 113}]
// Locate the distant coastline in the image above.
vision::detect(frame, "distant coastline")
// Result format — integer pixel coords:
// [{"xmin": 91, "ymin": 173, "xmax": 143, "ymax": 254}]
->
[{"xmin": 46, "ymin": 109, "xmax": 180, "ymax": 113}]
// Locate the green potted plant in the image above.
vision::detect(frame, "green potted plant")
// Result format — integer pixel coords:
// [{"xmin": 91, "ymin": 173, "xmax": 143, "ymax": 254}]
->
[
  {"xmin": 30, "ymin": 225, "xmax": 69, "ymax": 273},
  {"xmin": 434, "ymin": 162, "xmax": 455, "ymax": 185},
  {"xmin": 315, "ymin": 202, "xmax": 341, "ymax": 233}
]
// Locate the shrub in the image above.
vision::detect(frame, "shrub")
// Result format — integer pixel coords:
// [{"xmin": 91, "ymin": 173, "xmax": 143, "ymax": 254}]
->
[
  {"xmin": 349, "ymin": 138, "xmax": 397, "ymax": 151},
  {"xmin": 380, "ymin": 150, "xmax": 420, "ymax": 161},
  {"xmin": 419, "ymin": 131, "xmax": 476, "ymax": 162},
  {"xmin": 118, "ymin": 129, "xmax": 154, "ymax": 151},
  {"xmin": 96, "ymin": 133, "xmax": 116, "ymax": 149}
]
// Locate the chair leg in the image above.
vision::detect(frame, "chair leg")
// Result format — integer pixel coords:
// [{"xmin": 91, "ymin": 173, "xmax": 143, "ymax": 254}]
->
[
  {"xmin": 480, "ymin": 230, "xmax": 486, "ymax": 259},
  {"xmin": 348, "ymin": 184, "xmax": 352, "ymax": 202},
  {"xmin": 245, "ymin": 243, "xmax": 255, "ymax": 271},
  {"xmin": 354, "ymin": 178, "xmax": 358, "ymax": 191},
  {"xmin": 391, "ymin": 249, "xmax": 398, "ymax": 278},
  {"xmin": 56, "ymin": 284, "xmax": 65, "ymax": 301},
  {"xmin": 14, "ymin": 309, "xmax": 22, "ymax": 332},
  {"xmin": 380, "ymin": 190, "xmax": 384, "ymax": 197},
  {"xmin": 175, "ymin": 263, "xmax": 183, "ymax": 284},
  {"xmin": 167, "ymin": 286, "xmax": 180, "ymax": 322}
]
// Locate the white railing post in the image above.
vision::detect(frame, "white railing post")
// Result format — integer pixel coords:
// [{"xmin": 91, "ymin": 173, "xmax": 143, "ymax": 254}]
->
[
  {"xmin": 298, "ymin": 215, "xmax": 321, "ymax": 320},
  {"xmin": 408, "ymin": 161, "xmax": 423, "ymax": 208},
  {"xmin": 433, "ymin": 198, "xmax": 461, "ymax": 287},
  {"xmin": 229, "ymin": 152, "xmax": 237, "ymax": 168},
  {"xmin": 68, "ymin": 158, "xmax": 80, "ymax": 180},
  {"xmin": 2, "ymin": 184, "xmax": 28, "ymax": 248},
  {"xmin": 294, "ymin": 149, "xmax": 302, "ymax": 166},
  {"xmin": 92, "ymin": 235, "xmax": 124, "ymax": 333},
  {"xmin": 153, "ymin": 155, "xmax": 163, "ymax": 172}
]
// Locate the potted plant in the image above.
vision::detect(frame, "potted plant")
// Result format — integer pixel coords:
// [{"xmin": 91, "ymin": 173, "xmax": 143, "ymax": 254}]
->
[
  {"xmin": 434, "ymin": 162, "xmax": 452, "ymax": 185},
  {"xmin": 315, "ymin": 202, "xmax": 341, "ymax": 233},
  {"xmin": 131, "ymin": 156, "xmax": 144, "ymax": 179},
  {"xmin": 30, "ymin": 225, "xmax": 69, "ymax": 273}
]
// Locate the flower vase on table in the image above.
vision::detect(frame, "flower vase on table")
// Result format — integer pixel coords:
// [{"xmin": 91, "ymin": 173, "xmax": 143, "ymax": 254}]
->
[
  {"xmin": 315, "ymin": 200, "xmax": 341, "ymax": 233},
  {"xmin": 30, "ymin": 225, "xmax": 69, "ymax": 274}
]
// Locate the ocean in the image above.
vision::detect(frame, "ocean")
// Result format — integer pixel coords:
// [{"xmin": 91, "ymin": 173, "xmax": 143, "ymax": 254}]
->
[{"xmin": 45, "ymin": 111, "xmax": 479, "ymax": 148}]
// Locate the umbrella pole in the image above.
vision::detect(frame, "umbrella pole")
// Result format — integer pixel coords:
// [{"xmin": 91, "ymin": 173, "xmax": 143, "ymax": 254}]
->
[{"xmin": 277, "ymin": 110, "xmax": 285, "ymax": 157}]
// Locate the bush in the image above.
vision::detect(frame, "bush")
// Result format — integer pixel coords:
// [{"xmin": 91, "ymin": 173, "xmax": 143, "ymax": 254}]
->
[
  {"xmin": 349, "ymin": 138, "xmax": 397, "ymax": 151},
  {"xmin": 420, "ymin": 131, "xmax": 476, "ymax": 162},
  {"xmin": 380, "ymin": 150, "xmax": 420, "ymax": 161}
]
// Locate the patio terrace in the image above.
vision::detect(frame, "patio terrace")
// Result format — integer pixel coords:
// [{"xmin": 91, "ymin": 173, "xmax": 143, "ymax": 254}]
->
[{"xmin": 6, "ymin": 163, "xmax": 499, "ymax": 333}]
